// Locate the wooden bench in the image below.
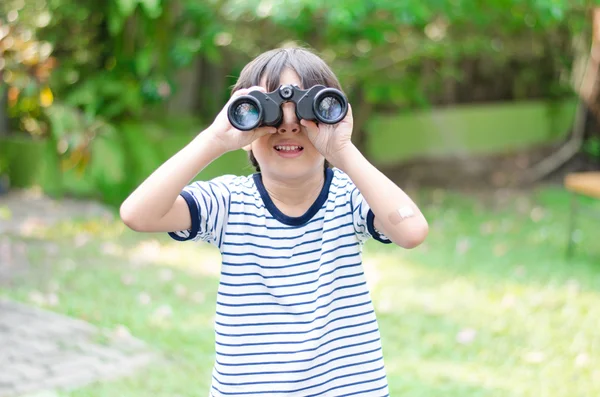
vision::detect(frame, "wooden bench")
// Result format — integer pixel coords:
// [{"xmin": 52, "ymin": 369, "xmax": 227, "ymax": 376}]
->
[{"xmin": 564, "ymin": 172, "xmax": 600, "ymax": 257}]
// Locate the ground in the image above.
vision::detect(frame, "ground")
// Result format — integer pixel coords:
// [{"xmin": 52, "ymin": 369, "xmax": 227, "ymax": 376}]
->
[{"xmin": 0, "ymin": 183, "xmax": 599, "ymax": 396}]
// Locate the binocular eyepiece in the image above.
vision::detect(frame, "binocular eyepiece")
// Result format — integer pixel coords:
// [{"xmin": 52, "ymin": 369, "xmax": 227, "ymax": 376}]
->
[{"xmin": 227, "ymin": 84, "xmax": 348, "ymax": 131}]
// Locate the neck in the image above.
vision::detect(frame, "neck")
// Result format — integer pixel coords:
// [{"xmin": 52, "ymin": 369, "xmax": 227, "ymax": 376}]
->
[{"xmin": 261, "ymin": 169, "xmax": 326, "ymax": 210}]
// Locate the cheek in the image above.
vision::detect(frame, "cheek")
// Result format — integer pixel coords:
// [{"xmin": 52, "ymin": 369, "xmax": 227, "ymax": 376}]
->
[{"xmin": 252, "ymin": 137, "xmax": 272, "ymax": 156}]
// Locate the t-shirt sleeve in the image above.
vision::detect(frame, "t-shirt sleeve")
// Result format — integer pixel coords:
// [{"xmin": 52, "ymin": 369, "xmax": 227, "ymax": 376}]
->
[
  {"xmin": 349, "ymin": 182, "xmax": 392, "ymax": 245},
  {"xmin": 168, "ymin": 175, "xmax": 234, "ymax": 248}
]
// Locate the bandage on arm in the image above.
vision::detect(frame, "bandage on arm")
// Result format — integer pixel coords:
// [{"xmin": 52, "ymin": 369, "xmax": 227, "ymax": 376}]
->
[{"xmin": 388, "ymin": 205, "xmax": 415, "ymax": 225}]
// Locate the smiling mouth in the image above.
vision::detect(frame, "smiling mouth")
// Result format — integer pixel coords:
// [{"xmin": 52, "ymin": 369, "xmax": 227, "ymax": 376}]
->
[{"xmin": 274, "ymin": 145, "xmax": 304, "ymax": 152}]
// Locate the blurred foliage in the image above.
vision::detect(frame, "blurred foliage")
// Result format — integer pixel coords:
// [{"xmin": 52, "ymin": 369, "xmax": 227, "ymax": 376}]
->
[
  {"xmin": 2, "ymin": 183, "xmax": 599, "ymax": 396},
  {"xmin": 1, "ymin": 0, "xmax": 598, "ymax": 182},
  {"xmin": 3, "ymin": 0, "xmax": 595, "ymax": 122},
  {"xmin": 0, "ymin": 10, "xmax": 56, "ymax": 137},
  {"xmin": 583, "ymin": 135, "xmax": 600, "ymax": 159}
]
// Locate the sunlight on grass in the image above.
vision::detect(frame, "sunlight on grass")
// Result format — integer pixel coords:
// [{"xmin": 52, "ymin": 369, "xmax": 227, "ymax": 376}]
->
[
  {"xmin": 2, "ymin": 186, "xmax": 599, "ymax": 396},
  {"xmin": 126, "ymin": 239, "xmax": 222, "ymax": 277}
]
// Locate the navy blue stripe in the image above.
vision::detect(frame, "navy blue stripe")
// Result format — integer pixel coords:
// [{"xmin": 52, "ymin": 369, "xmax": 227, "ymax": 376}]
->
[
  {"xmin": 214, "ymin": 356, "xmax": 382, "ymax": 385},
  {"xmin": 330, "ymin": 180, "xmax": 352, "ymax": 190},
  {"xmin": 325, "ymin": 201, "xmax": 349, "ymax": 213},
  {"xmin": 222, "ymin": 232, "xmax": 353, "ymax": 252},
  {"xmin": 225, "ymin": 226, "xmax": 322, "ymax": 240},
  {"xmin": 327, "ymin": 212, "xmax": 352, "ymax": 225},
  {"xmin": 219, "ymin": 264, "xmax": 362, "ymax": 289},
  {"xmin": 194, "ymin": 184, "xmax": 210, "ymax": 236},
  {"xmin": 221, "ymin": 251, "xmax": 359, "ymax": 272},
  {"xmin": 222, "ymin": 241, "xmax": 359, "ymax": 270},
  {"xmin": 216, "ymin": 316, "xmax": 375, "ymax": 346},
  {"xmin": 229, "ymin": 211, "xmax": 272, "ymax": 219},
  {"xmin": 238, "ymin": 191, "xmax": 257, "ymax": 199},
  {"xmin": 208, "ymin": 183, "xmax": 221, "ymax": 245},
  {"xmin": 217, "ymin": 290, "xmax": 369, "ymax": 320},
  {"xmin": 222, "ymin": 246, "xmax": 320, "ymax": 260},
  {"xmin": 216, "ymin": 335, "xmax": 379, "ymax": 365},
  {"xmin": 217, "ymin": 272, "xmax": 362, "ymax": 299},
  {"xmin": 168, "ymin": 190, "xmax": 200, "ymax": 241},
  {"xmin": 224, "ymin": 220, "xmax": 352, "ymax": 241},
  {"xmin": 217, "ymin": 281, "xmax": 367, "ymax": 309},
  {"xmin": 215, "ymin": 347, "xmax": 381, "ymax": 376},
  {"xmin": 216, "ymin": 315, "xmax": 374, "ymax": 340},
  {"xmin": 331, "ymin": 383, "xmax": 388, "ymax": 397},
  {"xmin": 227, "ymin": 215, "xmax": 324, "ymax": 229},
  {"xmin": 219, "ymin": 182, "xmax": 231, "ymax": 248},
  {"xmin": 223, "ymin": 236, "xmax": 322, "ymax": 250},
  {"xmin": 212, "ymin": 365, "xmax": 384, "ymax": 395},
  {"xmin": 221, "ymin": 260, "xmax": 361, "ymax": 281},
  {"xmin": 303, "ymin": 371, "xmax": 386, "ymax": 397},
  {"xmin": 216, "ymin": 301, "xmax": 371, "ymax": 328},
  {"xmin": 222, "ymin": 241, "xmax": 356, "ymax": 262},
  {"xmin": 230, "ymin": 193, "xmax": 350, "ymax": 212},
  {"xmin": 356, "ymin": 201, "xmax": 365, "ymax": 221},
  {"xmin": 227, "ymin": 212, "xmax": 351, "ymax": 230},
  {"xmin": 367, "ymin": 209, "xmax": 392, "ymax": 244},
  {"xmin": 229, "ymin": 204, "xmax": 346, "ymax": 218},
  {"xmin": 230, "ymin": 200, "xmax": 264, "ymax": 209}
]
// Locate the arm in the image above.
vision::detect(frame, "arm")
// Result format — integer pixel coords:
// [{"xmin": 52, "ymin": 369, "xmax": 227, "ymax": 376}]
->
[
  {"xmin": 301, "ymin": 104, "xmax": 428, "ymax": 249},
  {"xmin": 336, "ymin": 145, "xmax": 429, "ymax": 249},
  {"xmin": 120, "ymin": 86, "xmax": 275, "ymax": 233},
  {"xmin": 119, "ymin": 129, "xmax": 226, "ymax": 233}
]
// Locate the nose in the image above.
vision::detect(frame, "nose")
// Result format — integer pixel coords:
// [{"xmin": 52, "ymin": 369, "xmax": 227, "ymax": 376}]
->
[{"xmin": 277, "ymin": 102, "xmax": 300, "ymax": 134}]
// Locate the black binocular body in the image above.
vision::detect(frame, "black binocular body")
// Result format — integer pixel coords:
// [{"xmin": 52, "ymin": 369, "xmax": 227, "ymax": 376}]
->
[{"xmin": 227, "ymin": 84, "xmax": 348, "ymax": 131}]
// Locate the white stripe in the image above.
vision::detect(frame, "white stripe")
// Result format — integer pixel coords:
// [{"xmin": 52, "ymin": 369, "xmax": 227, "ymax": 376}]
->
[{"xmin": 169, "ymin": 170, "xmax": 389, "ymax": 394}]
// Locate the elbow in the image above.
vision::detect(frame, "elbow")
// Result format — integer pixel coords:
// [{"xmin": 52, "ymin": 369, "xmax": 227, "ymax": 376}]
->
[
  {"xmin": 397, "ymin": 219, "xmax": 429, "ymax": 249},
  {"xmin": 119, "ymin": 201, "xmax": 146, "ymax": 232}
]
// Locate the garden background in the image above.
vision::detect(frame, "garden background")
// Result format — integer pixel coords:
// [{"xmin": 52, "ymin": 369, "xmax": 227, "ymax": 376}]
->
[{"xmin": 0, "ymin": 1, "xmax": 599, "ymax": 396}]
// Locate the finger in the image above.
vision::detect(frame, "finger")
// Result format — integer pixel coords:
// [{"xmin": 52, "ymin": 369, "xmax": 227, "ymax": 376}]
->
[
  {"xmin": 247, "ymin": 127, "xmax": 275, "ymax": 142},
  {"xmin": 232, "ymin": 86, "xmax": 266, "ymax": 97},
  {"xmin": 343, "ymin": 103, "xmax": 353, "ymax": 122},
  {"xmin": 300, "ymin": 119, "xmax": 319, "ymax": 134},
  {"xmin": 254, "ymin": 126, "xmax": 277, "ymax": 135}
]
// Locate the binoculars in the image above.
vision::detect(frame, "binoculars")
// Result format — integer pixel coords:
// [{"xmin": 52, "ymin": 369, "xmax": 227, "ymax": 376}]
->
[{"xmin": 227, "ymin": 84, "xmax": 348, "ymax": 131}]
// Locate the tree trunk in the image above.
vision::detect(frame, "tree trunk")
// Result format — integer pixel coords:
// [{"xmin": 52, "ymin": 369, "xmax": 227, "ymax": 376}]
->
[
  {"xmin": 194, "ymin": 56, "xmax": 227, "ymax": 122},
  {"xmin": 167, "ymin": 56, "xmax": 203, "ymax": 116},
  {"xmin": 348, "ymin": 83, "xmax": 372, "ymax": 155},
  {"xmin": 0, "ymin": 83, "xmax": 9, "ymax": 137}
]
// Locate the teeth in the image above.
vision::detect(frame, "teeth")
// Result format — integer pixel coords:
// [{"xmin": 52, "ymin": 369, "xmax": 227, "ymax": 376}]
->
[{"xmin": 275, "ymin": 145, "xmax": 302, "ymax": 151}]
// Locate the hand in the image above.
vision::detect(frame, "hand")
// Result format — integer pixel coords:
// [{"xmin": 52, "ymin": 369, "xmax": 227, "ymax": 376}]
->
[
  {"xmin": 207, "ymin": 86, "xmax": 276, "ymax": 153},
  {"xmin": 300, "ymin": 103, "xmax": 355, "ymax": 168}
]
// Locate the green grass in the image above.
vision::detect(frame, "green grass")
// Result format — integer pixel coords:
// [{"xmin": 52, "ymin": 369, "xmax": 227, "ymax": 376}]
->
[
  {"xmin": 367, "ymin": 98, "xmax": 578, "ymax": 164},
  {"xmin": 2, "ymin": 185, "xmax": 599, "ymax": 397}
]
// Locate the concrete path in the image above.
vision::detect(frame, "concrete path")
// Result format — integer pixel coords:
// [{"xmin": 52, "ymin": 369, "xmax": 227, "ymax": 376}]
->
[
  {"xmin": 0, "ymin": 299, "xmax": 154, "ymax": 397},
  {"xmin": 0, "ymin": 189, "xmax": 154, "ymax": 396}
]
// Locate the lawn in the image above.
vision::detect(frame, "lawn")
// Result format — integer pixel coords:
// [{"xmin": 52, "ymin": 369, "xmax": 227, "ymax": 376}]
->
[{"xmin": 2, "ymin": 185, "xmax": 599, "ymax": 397}]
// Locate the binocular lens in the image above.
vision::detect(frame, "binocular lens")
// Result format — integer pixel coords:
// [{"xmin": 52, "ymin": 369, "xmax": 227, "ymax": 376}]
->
[
  {"xmin": 232, "ymin": 102, "xmax": 260, "ymax": 129},
  {"xmin": 315, "ymin": 96, "xmax": 344, "ymax": 122}
]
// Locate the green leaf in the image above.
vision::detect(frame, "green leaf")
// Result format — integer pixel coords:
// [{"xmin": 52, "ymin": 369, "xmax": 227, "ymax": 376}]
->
[
  {"xmin": 139, "ymin": 0, "xmax": 162, "ymax": 19},
  {"xmin": 135, "ymin": 47, "xmax": 154, "ymax": 77},
  {"xmin": 116, "ymin": 0, "xmax": 138, "ymax": 17},
  {"xmin": 107, "ymin": 2, "xmax": 126, "ymax": 35}
]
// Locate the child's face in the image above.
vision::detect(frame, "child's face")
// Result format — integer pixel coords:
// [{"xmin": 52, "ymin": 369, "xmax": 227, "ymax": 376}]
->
[{"xmin": 245, "ymin": 68, "xmax": 326, "ymax": 180}]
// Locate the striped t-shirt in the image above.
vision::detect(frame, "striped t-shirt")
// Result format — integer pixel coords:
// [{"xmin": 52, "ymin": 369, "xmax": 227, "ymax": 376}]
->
[{"xmin": 169, "ymin": 167, "xmax": 391, "ymax": 397}]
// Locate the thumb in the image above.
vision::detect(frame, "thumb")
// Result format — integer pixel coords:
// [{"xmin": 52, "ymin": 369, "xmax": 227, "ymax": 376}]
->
[
  {"xmin": 300, "ymin": 119, "xmax": 319, "ymax": 136},
  {"xmin": 250, "ymin": 126, "xmax": 277, "ymax": 140}
]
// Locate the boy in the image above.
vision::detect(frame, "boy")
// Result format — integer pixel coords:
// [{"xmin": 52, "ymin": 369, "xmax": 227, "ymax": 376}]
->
[{"xmin": 121, "ymin": 47, "xmax": 428, "ymax": 396}]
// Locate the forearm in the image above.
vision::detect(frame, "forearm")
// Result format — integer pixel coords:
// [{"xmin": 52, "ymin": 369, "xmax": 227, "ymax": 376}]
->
[
  {"xmin": 120, "ymin": 127, "xmax": 226, "ymax": 227},
  {"xmin": 336, "ymin": 145, "xmax": 429, "ymax": 248}
]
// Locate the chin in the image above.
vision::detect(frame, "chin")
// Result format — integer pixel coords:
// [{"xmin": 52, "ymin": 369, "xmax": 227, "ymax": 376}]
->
[{"xmin": 262, "ymin": 160, "xmax": 321, "ymax": 179}]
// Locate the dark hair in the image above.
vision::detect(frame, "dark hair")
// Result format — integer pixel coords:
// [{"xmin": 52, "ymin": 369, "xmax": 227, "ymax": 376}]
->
[{"xmin": 232, "ymin": 46, "xmax": 342, "ymax": 172}]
